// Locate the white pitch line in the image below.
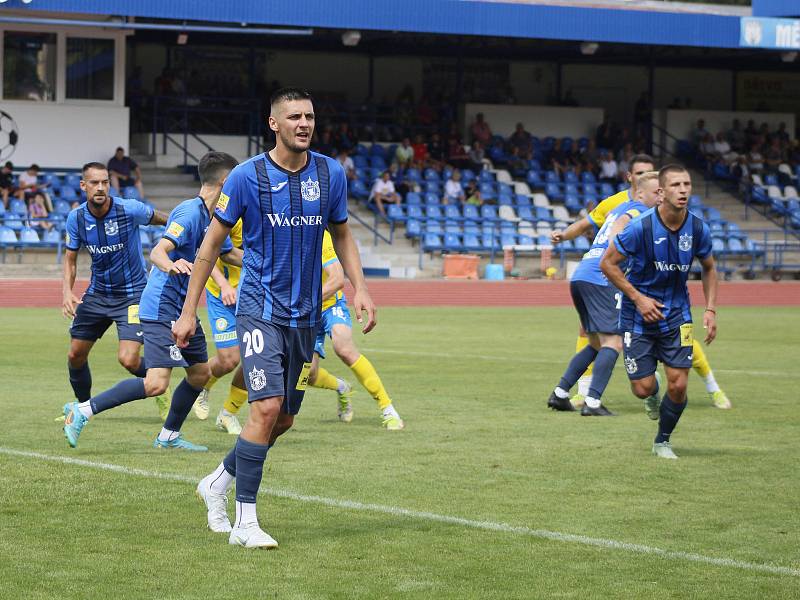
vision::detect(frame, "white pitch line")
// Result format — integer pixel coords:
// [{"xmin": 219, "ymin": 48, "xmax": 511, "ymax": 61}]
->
[
  {"xmin": 1, "ymin": 446, "xmax": 797, "ymax": 578},
  {"xmin": 362, "ymin": 347, "xmax": 790, "ymax": 377}
]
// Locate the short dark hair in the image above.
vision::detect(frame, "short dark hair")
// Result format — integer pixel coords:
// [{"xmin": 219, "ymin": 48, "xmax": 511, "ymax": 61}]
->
[
  {"xmin": 29, "ymin": 164, "xmax": 40, "ymax": 172},
  {"xmin": 116, "ymin": 146, "xmax": 124, "ymax": 152},
  {"xmin": 198, "ymin": 151, "xmax": 238, "ymax": 185},
  {"xmin": 629, "ymin": 154, "xmax": 655, "ymax": 170},
  {"xmin": 82, "ymin": 162, "xmax": 108, "ymax": 177},
  {"xmin": 270, "ymin": 87, "xmax": 312, "ymax": 109},
  {"xmin": 3, "ymin": 161, "xmax": 12, "ymax": 169},
  {"xmin": 658, "ymin": 163, "xmax": 688, "ymax": 186}
]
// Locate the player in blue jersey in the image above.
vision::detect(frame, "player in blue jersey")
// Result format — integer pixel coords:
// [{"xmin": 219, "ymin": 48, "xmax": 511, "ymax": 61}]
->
[
  {"xmin": 62, "ymin": 162, "xmax": 169, "ymax": 419},
  {"xmin": 174, "ymin": 88, "xmax": 376, "ymax": 549},
  {"xmin": 62, "ymin": 152, "xmax": 242, "ymax": 450},
  {"xmin": 601, "ymin": 165, "xmax": 718, "ymax": 459},
  {"xmin": 548, "ymin": 171, "xmax": 661, "ymax": 416}
]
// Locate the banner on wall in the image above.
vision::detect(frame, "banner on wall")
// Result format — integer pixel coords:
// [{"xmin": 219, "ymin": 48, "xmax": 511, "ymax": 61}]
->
[
  {"xmin": 740, "ymin": 17, "xmax": 800, "ymax": 49},
  {"xmin": 737, "ymin": 72, "xmax": 800, "ymax": 114}
]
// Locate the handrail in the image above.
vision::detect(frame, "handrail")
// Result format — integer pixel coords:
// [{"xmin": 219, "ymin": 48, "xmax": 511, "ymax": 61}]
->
[{"xmin": 347, "ymin": 207, "xmax": 391, "ymax": 247}]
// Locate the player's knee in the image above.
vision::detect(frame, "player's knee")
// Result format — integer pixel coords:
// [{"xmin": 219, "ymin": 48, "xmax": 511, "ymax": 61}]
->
[
  {"xmin": 333, "ymin": 343, "xmax": 359, "ymax": 365},
  {"xmin": 143, "ymin": 376, "xmax": 169, "ymax": 397},
  {"xmin": 271, "ymin": 415, "xmax": 294, "ymax": 439},
  {"xmin": 218, "ymin": 354, "xmax": 240, "ymax": 374},
  {"xmin": 118, "ymin": 353, "xmax": 141, "ymax": 373},
  {"xmin": 604, "ymin": 337, "xmax": 623, "ymax": 353},
  {"xmin": 67, "ymin": 349, "xmax": 88, "ymax": 367},
  {"xmin": 186, "ymin": 367, "xmax": 210, "ymax": 389},
  {"xmin": 631, "ymin": 379, "xmax": 653, "ymax": 399},
  {"xmin": 250, "ymin": 396, "xmax": 282, "ymax": 422}
]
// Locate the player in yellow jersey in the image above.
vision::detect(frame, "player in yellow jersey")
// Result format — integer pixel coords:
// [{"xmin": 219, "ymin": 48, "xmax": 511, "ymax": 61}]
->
[
  {"xmin": 192, "ymin": 218, "xmax": 249, "ymax": 434},
  {"xmin": 551, "ymin": 154, "xmax": 731, "ymax": 409},
  {"xmin": 308, "ymin": 230, "xmax": 404, "ymax": 429}
]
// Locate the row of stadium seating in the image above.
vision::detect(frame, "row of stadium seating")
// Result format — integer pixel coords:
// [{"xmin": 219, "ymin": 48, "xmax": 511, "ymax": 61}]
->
[{"xmin": 5, "ymin": 169, "xmax": 149, "ymax": 206}]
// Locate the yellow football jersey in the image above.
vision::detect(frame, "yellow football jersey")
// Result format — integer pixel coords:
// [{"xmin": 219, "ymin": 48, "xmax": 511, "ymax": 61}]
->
[
  {"xmin": 205, "ymin": 218, "xmax": 243, "ymax": 298},
  {"xmin": 587, "ymin": 189, "xmax": 633, "ymax": 229},
  {"xmin": 321, "ymin": 230, "xmax": 344, "ymax": 312}
]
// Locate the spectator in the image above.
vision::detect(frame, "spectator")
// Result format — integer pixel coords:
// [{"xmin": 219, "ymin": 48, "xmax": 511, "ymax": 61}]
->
[
  {"xmin": 764, "ymin": 139, "xmax": 787, "ymax": 183},
  {"xmin": 0, "ymin": 161, "xmax": 13, "ymax": 208},
  {"xmin": 107, "ymin": 147, "xmax": 145, "ymax": 198},
  {"xmin": 732, "ymin": 155, "xmax": 750, "ymax": 186},
  {"xmin": 15, "ymin": 164, "xmax": 51, "ymax": 209},
  {"xmin": 427, "ymin": 132, "xmax": 446, "ymax": 167},
  {"xmin": 369, "ymin": 171, "xmax": 401, "ymax": 217},
  {"xmin": 788, "ymin": 139, "xmax": 800, "ymax": 169},
  {"xmin": 582, "ymin": 139, "xmax": 601, "ymax": 174},
  {"xmin": 617, "ymin": 143, "xmax": 634, "ymax": 179},
  {"xmin": 566, "ymin": 145, "xmax": 583, "ymax": 176},
  {"xmin": 468, "ymin": 141, "xmax": 485, "ymax": 173},
  {"xmin": 28, "ymin": 192, "xmax": 53, "ymax": 231},
  {"xmin": 727, "ymin": 119, "xmax": 746, "ymax": 153},
  {"xmin": 509, "ymin": 123, "xmax": 532, "ymax": 158},
  {"xmin": 470, "ymin": 113, "xmax": 492, "ymax": 146},
  {"xmin": 747, "ymin": 144, "xmax": 764, "ymax": 174},
  {"xmin": 447, "ymin": 132, "xmax": 470, "ymax": 170},
  {"xmin": 774, "ymin": 122, "xmax": 791, "ymax": 146},
  {"xmin": 395, "ymin": 137, "xmax": 414, "ymax": 168},
  {"xmin": 699, "ymin": 133, "xmax": 717, "ymax": 162},
  {"xmin": 507, "ymin": 146, "xmax": 529, "ymax": 178},
  {"xmin": 598, "ymin": 151, "xmax": 618, "ymax": 184},
  {"xmin": 411, "ymin": 134, "xmax": 429, "ymax": 166},
  {"xmin": 595, "ymin": 118, "xmax": 615, "ymax": 150},
  {"xmin": 442, "ymin": 169, "xmax": 465, "ymax": 205},
  {"xmin": 333, "ymin": 122, "xmax": 355, "ymax": 151},
  {"xmin": 690, "ymin": 119, "xmax": 709, "ymax": 147},
  {"xmin": 315, "ymin": 129, "xmax": 335, "ymax": 156},
  {"xmin": 713, "ymin": 132, "xmax": 737, "ymax": 164},
  {"xmin": 464, "ymin": 180, "xmax": 482, "ymax": 206},
  {"xmin": 336, "ymin": 149, "xmax": 356, "ymax": 181},
  {"xmin": 549, "ymin": 138, "xmax": 568, "ymax": 177},
  {"xmin": 744, "ymin": 120, "xmax": 758, "ymax": 146}
]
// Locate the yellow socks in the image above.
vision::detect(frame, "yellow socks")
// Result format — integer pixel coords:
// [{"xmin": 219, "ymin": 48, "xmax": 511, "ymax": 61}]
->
[
  {"xmin": 205, "ymin": 375, "xmax": 219, "ymax": 391},
  {"xmin": 576, "ymin": 335, "xmax": 593, "ymax": 377},
  {"xmin": 691, "ymin": 340, "xmax": 710, "ymax": 377},
  {"xmin": 222, "ymin": 384, "xmax": 248, "ymax": 415},
  {"xmin": 350, "ymin": 354, "xmax": 391, "ymax": 410},
  {"xmin": 312, "ymin": 367, "xmax": 340, "ymax": 391}
]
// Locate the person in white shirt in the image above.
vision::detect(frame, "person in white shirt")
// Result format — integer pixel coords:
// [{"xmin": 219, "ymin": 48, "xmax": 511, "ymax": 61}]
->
[
  {"xmin": 370, "ymin": 171, "xmax": 401, "ymax": 216},
  {"xmin": 442, "ymin": 169, "xmax": 465, "ymax": 204},
  {"xmin": 598, "ymin": 152, "xmax": 618, "ymax": 183},
  {"xmin": 337, "ymin": 149, "xmax": 356, "ymax": 180},
  {"xmin": 395, "ymin": 138, "xmax": 413, "ymax": 167},
  {"xmin": 713, "ymin": 132, "xmax": 737, "ymax": 164}
]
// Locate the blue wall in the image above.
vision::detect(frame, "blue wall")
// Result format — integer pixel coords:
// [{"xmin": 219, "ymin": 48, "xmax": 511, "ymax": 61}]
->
[
  {"xmin": 753, "ymin": 0, "xmax": 800, "ymax": 18},
  {"xmin": 3, "ymin": 0, "xmax": 743, "ymax": 49}
]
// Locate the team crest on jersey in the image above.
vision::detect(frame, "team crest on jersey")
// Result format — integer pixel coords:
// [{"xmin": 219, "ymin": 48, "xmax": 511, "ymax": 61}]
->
[
  {"xmin": 249, "ymin": 365, "xmax": 266, "ymax": 391},
  {"xmin": 215, "ymin": 317, "xmax": 228, "ymax": 331},
  {"xmin": 169, "ymin": 345, "xmax": 182, "ymax": 361},
  {"xmin": 678, "ymin": 234, "xmax": 692, "ymax": 252},
  {"xmin": 301, "ymin": 177, "xmax": 320, "ymax": 202},
  {"xmin": 624, "ymin": 357, "xmax": 638, "ymax": 374},
  {"xmin": 104, "ymin": 220, "xmax": 119, "ymax": 236}
]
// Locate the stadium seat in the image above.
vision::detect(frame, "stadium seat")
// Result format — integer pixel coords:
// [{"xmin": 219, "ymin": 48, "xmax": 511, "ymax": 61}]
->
[
  {"xmin": 764, "ymin": 174, "xmax": 779, "ymax": 187},
  {"xmin": 405, "ymin": 192, "xmax": 422, "ymax": 205},
  {"xmin": 387, "ymin": 204, "xmax": 405, "ymax": 222},
  {"xmin": 545, "ymin": 182, "xmax": 563, "ymax": 201},
  {"xmin": 574, "ymin": 237, "xmax": 590, "ymax": 251},
  {"xmin": 582, "ymin": 183, "xmax": 597, "ymax": 197},
  {"xmin": 4, "ymin": 217, "xmax": 23, "ymax": 231},
  {"xmin": 19, "ymin": 227, "xmax": 40, "ymax": 244},
  {"xmin": 545, "ymin": 170, "xmax": 560, "ymax": 184},
  {"xmin": 600, "ymin": 183, "xmax": 615, "ymax": 197},
  {"xmin": 564, "ymin": 194, "xmax": 582, "ymax": 213},
  {"xmin": 442, "ymin": 168, "xmax": 454, "ymax": 181},
  {"xmin": 531, "ymin": 193, "xmax": 549, "ymax": 208},
  {"xmin": 498, "ymin": 205, "xmax": 518, "ymax": 222},
  {"xmin": 526, "ymin": 170, "xmax": 543, "ymax": 187},
  {"xmin": 10, "ymin": 199, "xmax": 27, "ymax": 216},
  {"xmin": 353, "ymin": 155, "xmax": 368, "ymax": 169},
  {"xmin": 444, "ymin": 204, "xmax": 461, "ymax": 219},
  {"xmin": 552, "ymin": 206, "xmax": 570, "ymax": 222},
  {"xmin": 712, "ymin": 237, "xmax": 725, "ymax": 253},
  {"xmin": 481, "ymin": 234, "xmax": 498, "ymax": 251},
  {"xmin": 564, "ymin": 183, "xmax": 579, "ymax": 197},
  {"xmin": 497, "ymin": 182, "xmax": 513, "ymax": 196},
  {"xmin": 616, "ymin": 183, "xmax": 627, "ymax": 192},
  {"xmin": 535, "ymin": 206, "xmax": 551, "ymax": 221},
  {"xmin": 480, "ymin": 205, "xmax": 498, "ymax": 220},
  {"xmin": 43, "ymin": 229, "xmax": 61, "ymax": 244},
  {"xmin": 139, "ymin": 229, "xmax": 151, "ymax": 248},
  {"xmin": 751, "ymin": 174, "xmax": 764, "ymax": 188},
  {"xmin": 63, "ymin": 173, "xmax": 80, "ymax": 189},
  {"xmin": 581, "ymin": 171, "xmax": 596, "ymax": 183},
  {"xmin": 463, "ymin": 204, "xmax": 479, "ymax": 220},
  {"xmin": 498, "ymin": 193, "xmax": 513, "ymax": 206},
  {"xmin": 464, "ymin": 222, "xmax": 480, "ymax": 235},
  {"xmin": 405, "ymin": 168, "xmax": 422, "ymax": 183},
  {"xmin": 405, "ymin": 219, "xmax": 422, "ymax": 238},
  {"xmin": 425, "ymin": 221, "xmax": 444, "ymax": 235},
  {"xmin": 517, "ymin": 206, "xmax": 534, "ymax": 221},
  {"xmin": 516, "ymin": 194, "xmax": 533, "ymax": 208},
  {"xmin": 443, "ymin": 233, "xmax": 462, "ymax": 251},
  {"xmin": 463, "ymin": 234, "xmax": 481, "ymax": 251},
  {"xmin": 424, "ymin": 182, "xmax": 441, "ymax": 195},
  {"xmin": 406, "ymin": 204, "xmax": 424, "ymax": 220},
  {"xmin": 122, "ymin": 187, "xmax": 141, "ymax": 201},
  {"xmin": 500, "ymin": 233, "xmax": 517, "ymax": 247},
  {"xmin": 424, "ymin": 168, "xmax": 440, "ymax": 182},
  {"xmin": 445, "ymin": 221, "xmax": 462, "ymax": 234},
  {"xmin": 767, "ymin": 185, "xmax": 783, "ymax": 200},
  {"xmin": 425, "ymin": 205, "xmax": 443, "ymax": 219},
  {"xmin": 564, "ymin": 171, "xmax": 578, "ymax": 184},
  {"xmin": 479, "ymin": 182, "xmax": 496, "ymax": 200},
  {"xmin": 518, "ymin": 234, "xmax": 534, "ymax": 246},
  {"xmin": 706, "ymin": 207, "xmax": 722, "ymax": 222},
  {"xmin": 0, "ymin": 226, "xmax": 17, "ymax": 244},
  {"xmin": 370, "ymin": 156, "xmax": 387, "ymax": 170},
  {"xmin": 424, "ymin": 192, "xmax": 440, "ymax": 206},
  {"xmin": 518, "ymin": 221, "xmax": 536, "ymax": 238},
  {"xmin": 536, "ymin": 235, "xmax": 551, "ymax": 247},
  {"xmin": 727, "ymin": 238, "xmax": 744, "ymax": 253},
  {"xmin": 423, "ymin": 233, "xmax": 443, "ymax": 252},
  {"xmin": 461, "ymin": 169, "xmax": 476, "ymax": 182},
  {"xmin": 349, "ymin": 180, "xmax": 368, "ymax": 200},
  {"xmin": 478, "ymin": 170, "xmax": 495, "ymax": 183}
]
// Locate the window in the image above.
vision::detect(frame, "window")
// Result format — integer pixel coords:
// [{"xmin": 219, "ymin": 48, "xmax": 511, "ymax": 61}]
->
[
  {"xmin": 66, "ymin": 38, "xmax": 115, "ymax": 100},
  {"xmin": 3, "ymin": 31, "xmax": 57, "ymax": 101}
]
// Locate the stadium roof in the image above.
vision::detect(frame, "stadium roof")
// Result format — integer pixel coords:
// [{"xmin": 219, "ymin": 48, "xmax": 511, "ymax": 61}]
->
[{"xmin": 3, "ymin": 0, "xmax": 747, "ymax": 49}]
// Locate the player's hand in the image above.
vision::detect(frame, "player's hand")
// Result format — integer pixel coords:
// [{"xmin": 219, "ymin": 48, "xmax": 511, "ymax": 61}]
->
[
  {"xmin": 352, "ymin": 287, "xmax": 377, "ymax": 334},
  {"xmin": 172, "ymin": 314, "xmax": 197, "ymax": 348},
  {"xmin": 634, "ymin": 295, "xmax": 664, "ymax": 323},
  {"xmin": 550, "ymin": 230, "xmax": 564, "ymax": 245},
  {"xmin": 220, "ymin": 282, "xmax": 237, "ymax": 306},
  {"xmin": 169, "ymin": 259, "xmax": 193, "ymax": 276},
  {"xmin": 62, "ymin": 293, "xmax": 81, "ymax": 319},
  {"xmin": 703, "ymin": 310, "xmax": 717, "ymax": 345}
]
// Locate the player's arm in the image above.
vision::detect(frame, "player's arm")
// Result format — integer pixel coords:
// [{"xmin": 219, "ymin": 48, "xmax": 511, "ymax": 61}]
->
[
  {"xmin": 322, "ymin": 261, "xmax": 345, "ymax": 301},
  {"xmin": 173, "ymin": 218, "xmax": 232, "ymax": 347},
  {"xmin": 328, "ymin": 221, "xmax": 376, "ymax": 333},
  {"xmin": 61, "ymin": 249, "xmax": 80, "ymax": 318},
  {"xmin": 600, "ymin": 244, "xmax": 664, "ymax": 323},
  {"xmin": 605, "ymin": 213, "xmax": 632, "ymax": 243},
  {"xmin": 219, "ymin": 246, "xmax": 243, "ymax": 267},
  {"xmin": 149, "ymin": 210, "xmax": 169, "ymax": 226},
  {"xmin": 551, "ymin": 216, "xmax": 592, "ymax": 244},
  {"xmin": 149, "ymin": 237, "xmax": 192, "ymax": 275},
  {"xmin": 209, "ymin": 265, "xmax": 237, "ymax": 306},
  {"xmin": 699, "ymin": 254, "xmax": 718, "ymax": 344}
]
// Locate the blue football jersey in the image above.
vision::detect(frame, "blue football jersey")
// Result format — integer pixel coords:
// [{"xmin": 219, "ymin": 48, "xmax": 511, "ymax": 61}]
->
[
  {"xmin": 139, "ymin": 197, "xmax": 232, "ymax": 322},
  {"xmin": 572, "ymin": 199, "xmax": 647, "ymax": 286},
  {"xmin": 614, "ymin": 208, "xmax": 712, "ymax": 334},
  {"xmin": 65, "ymin": 197, "xmax": 153, "ymax": 296},
  {"xmin": 214, "ymin": 151, "xmax": 349, "ymax": 328}
]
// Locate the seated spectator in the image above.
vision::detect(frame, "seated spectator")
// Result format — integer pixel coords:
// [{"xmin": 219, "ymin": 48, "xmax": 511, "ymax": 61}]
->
[
  {"xmin": 15, "ymin": 164, "xmax": 52, "ymax": 210},
  {"xmin": 788, "ymin": 139, "xmax": 800, "ymax": 169},
  {"xmin": 395, "ymin": 137, "xmax": 414, "ymax": 167},
  {"xmin": 747, "ymin": 145, "xmax": 764, "ymax": 174},
  {"xmin": 28, "ymin": 192, "xmax": 53, "ymax": 230},
  {"xmin": 598, "ymin": 151, "xmax": 618, "ymax": 184},
  {"xmin": 509, "ymin": 123, "xmax": 532, "ymax": 159},
  {"xmin": 595, "ymin": 118, "xmax": 615, "ymax": 150},
  {"xmin": 550, "ymin": 139, "xmax": 568, "ymax": 177},
  {"xmin": 315, "ymin": 129, "xmax": 335, "ymax": 156},
  {"xmin": 107, "ymin": 147, "xmax": 145, "ymax": 198},
  {"xmin": 773, "ymin": 122, "xmax": 791, "ymax": 146},
  {"xmin": 617, "ymin": 143, "xmax": 634, "ymax": 177},
  {"xmin": 690, "ymin": 119, "xmax": 709, "ymax": 148},
  {"xmin": 427, "ymin": 132, "xmax": 446, "ymax": 167},
  {"xmin": 507, "ymin": 146, "xmax": 529, "ymax": 178},
  {"xmin": 732, "ymin": 155, "xmax": 750, "ymax": 186},
  {"xmin": 468, "ymin": 141, "xmax": 485, "ymax": 173},
  {"xmin": 442, "ymin": 170, "xmax": 465, "ymax": 205},
  {"xmin": 744, "ymin": 120, "xmax": 758, "ymax": 146},
  {"xmin": 764, "ymin": 139, "xmax": 788, "ymax": 183},
  {"xmin": 0, "ymin": 161, "xmax": 13, "ymax": 208},
  {"xmin": 582, "ymin": 139, "xmax": 601, "ymax": 174},
  {"xmin": 470, "ymin": 113, "xmax": 492, "ymax": 146},
  {"xmin": 447, "ymin": 133, "xmax": 470, "ymax": 169},
  {"xmin": 464, "ymin": 180, "xmax": 482, "ymax": 206},
  {"xmin": 333, "ymin": 122, "xmax": 356, "ymax": 151},
  {"xmin": 336, "ymin": 149, "xmax": 356, "ymax": 181},
  {"xmin": 727, "ymin": 119, "xmax": 746, "ymax": 153},
  {"xmin": 412, "ymin": 134, "xmax": 429, "ymax": 166},
  {"xmin": 699, "ymin": 133, "xmax": 717, "ymax": 162},
  {"xmin": 566, "ymin": 145, "xmax": 583, "ymax": 176},
  {"xmin": 713, "ymin": 132, "xmax": 737, "ymax": 164},
  {"xmin": 369, "ymin": 171, "xmax": 401, "ymax": 217}
]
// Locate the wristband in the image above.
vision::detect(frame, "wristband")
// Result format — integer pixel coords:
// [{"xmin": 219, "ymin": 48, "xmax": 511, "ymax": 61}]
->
[{"xmin": 704, "ymin": 308, "xmax": 716, "ymax": 314}]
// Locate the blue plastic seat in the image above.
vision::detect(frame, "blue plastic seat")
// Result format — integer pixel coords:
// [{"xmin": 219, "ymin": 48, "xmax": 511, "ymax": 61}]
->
[
  {"xmin": 424, "ymin": 181, "xmax": 441, "ymax": 194},
  {"xmin": 463, "ymin": 204, "xmax": 480, "ymax": 220},
  {"xmin": 423, "ymin": 233, "xmax": 443, "ymax": 251},
  {"xmin": 600, "ymin": 183, "xmax": 615, "ymax": 198},
  {"xmin": 517, "ymin": 206, "xmax": 534, "ymax": 221},
  {"xmin": 405, "ymin": 168, "xmax": 422, "ymax": 183},
  {"xmin": 574, "ymin": 237, "xmax": 590, "ymax": 251},
  {"xmin": 581, "ymin": 171, "xmax": 596, "ymax": 183},
  {"xmin": 5, "ymin": 217, "xmax": 24, "ymax": 230},
  {"xmin": 500, "ymin": 233, "xmax": 517, "ymax": 247},
  {"xmin": 497, "ymin": 193, "xmax": 513, "ymax": 206},
  {"xmin": 515, "ymin": 194, "xmax": 531, "ymax": 207},
  {"xmin": 405, "ymin": 192, "xmax": 422, "ymax": 206},
  {"xmin": 526, "ymin": 170, "xmax": 543, "ymax": 187},
  {"xmin": 425, "ymin": 221, "xmax": 443, "ymax": 235},
  {"xmin": 443, "ymin": 233, "xmax": 462, "ymax": 251},
  {"xmin": 406, "ymin": 219, "xmax": 422, "ymax": 238},
  {"xmin": 564, "ymin": 171, "xmax": 578, "ymax": 184},
  {"xmin": 464, "ymin": 222, "xmax": 480, "ymax": 235},
  {"xmin": 369, "ymin": 156, "xmax": 387, "ymax": 170},
  {"xmin": 10, "ymin": 199, "xmax": 27, "ymax": 216},
  {"xmin": 480, "ymin": 205, "xmax": 498, "ymax": 220},
  {"xmin": 387, "ymin": 204, "xmax": 405, "ymax": 222},
  {"xmin": 463, "ymin": 233, "xmax": 481, "ymax": 251},
  {"xmin": 426, "ymin": 206, "xmax": 443, "ymax": 219},
  {"xmin": 0, "ymin": 226, "xmax": 17, "ymax": 243},
  {"xmin": 43, "ymin": 229, "xmax": 61, "ymax": 243},
  {"xmin": 545, "ymin": 182, "xmax": 563, "ymax": 201},
  {"xmin": 545, "ymin": 170, "xmax": 560, "ymax": 183},
  {"xmin": 424, "ymin": 192, "xmax": 440, "ymax": 206},
  {"xmin": 406, "ymin": 205, "xmax": 424, "ymax": 219},
  {"xmin": 19, "ymin": 227, "xmax": 40, "ymax": 243},
  {"xmin": 444, "ymin": 204, "xmax": 461, "ymax": 219},
  {"xmin": 481, "ymin": 234, "xmax": 498, "ymax": 251},
  {"xmin": 424, "ymin": 168, "xmax": 440, "ymax": 182}
]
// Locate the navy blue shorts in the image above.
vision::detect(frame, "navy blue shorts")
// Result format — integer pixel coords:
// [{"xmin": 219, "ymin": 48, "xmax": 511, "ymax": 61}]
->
[
  {"xmin": 237, "ymin": 314, "xmax": 315, "ymax": 415},
  {"xmin": 141, "ymin": 319, "xmax": 208, "ymax": 369},
  {"xmin": 70, "ymin": 293, "xmax": 143, "ymax": 342},
  {"xmin": 570, "ymin": 280, "xmax": 621, "ymax": 335},
  {"xmin": 622, "ymin": 322, "xmax": 695, "ymax": 380}
]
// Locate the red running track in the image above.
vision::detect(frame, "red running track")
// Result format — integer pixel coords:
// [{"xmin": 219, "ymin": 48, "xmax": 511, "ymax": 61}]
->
[{"xmin": 1, "ymin": 279, "xmax": 799, "ymax": 308}]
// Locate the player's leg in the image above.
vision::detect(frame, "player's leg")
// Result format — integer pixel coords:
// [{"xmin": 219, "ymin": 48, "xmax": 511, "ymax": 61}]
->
[
  {"xmin": 66, "ymin": 295, "xmax": 115, "ymax": 402},
  {"xmin": 309, "ymin": 316, "xmax": 355, "ymax": 422},
  {"xmin": 197, "ymin": 292, "xmax": 240, "ymax": 420},
  {"xmin": 213, "ymin": 365, "xmax": 248, "ymax": 435},
  {"xmin": 622, "ymin": 330, "xmax": 662, "ymax": 420},
  {"xmin": 67, "ymin": 338, "xmax": 95, "ymax": 402},
  {"xmin": 331, "ymin": 323, "xmax": 403, "ymax": 429},
  {"xmin": 652, "ymin": 366, "xmax": 689, "ymax": 459},
  {"xmin": 571, "ymin": 329, "xmax": 594, "ymax": 407},
  {"xmin": 691, "ymin": 339, "xmax": 731, "ymax": 409},
  {"xmin": 580, "ymin": 332, "xmax": 621, "ymax": 417}
]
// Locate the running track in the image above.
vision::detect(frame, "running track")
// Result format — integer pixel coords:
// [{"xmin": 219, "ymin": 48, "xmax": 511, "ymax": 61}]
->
[{"xmin": 1, "ymin": 279, "xmax": 798, "ymax": 307}]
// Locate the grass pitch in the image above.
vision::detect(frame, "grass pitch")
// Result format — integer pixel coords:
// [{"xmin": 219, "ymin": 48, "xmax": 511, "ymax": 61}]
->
[{"xmin": 0, "ymin": 306, "xmax": 798, "ymax": 599}]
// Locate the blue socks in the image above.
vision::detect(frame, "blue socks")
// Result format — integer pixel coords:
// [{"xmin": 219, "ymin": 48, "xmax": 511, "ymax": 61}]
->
[
  {"xmin": 163, "ymin": 378, "xmax": 204, "ymax": 432},
  {"xmin": 588, "ymin": 347, "xmax": 619, "ymax": 400},
  {"xmin": 89, "ymin": 378, "xmax": 147, "ymax": 415},
  {"xmin": 558, "ymin": 345, "xmax": 598, "ymax": 391},
  {"xmin": 234, "ymin": 438, "xmax": 271, "ymax": 503},
  {"xmin": 68, "ymin": 362, "xmax": 92, "ymax": 401},
  {"xmin": 223, "ymin": 440, "xmax": 238, "ymax": 476},
  {"xmin": 655, "ymin": 394, "xmax": 686, "ymax": 443}
]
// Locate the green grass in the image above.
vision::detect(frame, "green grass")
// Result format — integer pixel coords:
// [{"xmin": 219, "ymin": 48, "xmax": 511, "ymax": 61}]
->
[{"xmin": 0, "ymin": 306, "xmax": 798, "ymax": 599}]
